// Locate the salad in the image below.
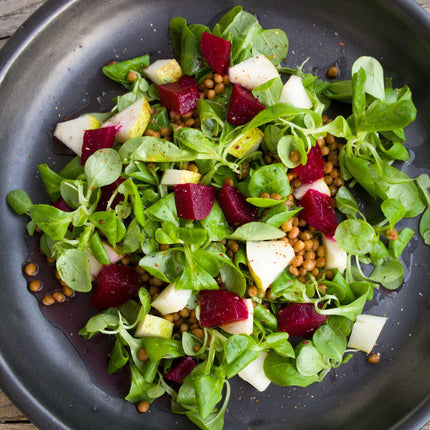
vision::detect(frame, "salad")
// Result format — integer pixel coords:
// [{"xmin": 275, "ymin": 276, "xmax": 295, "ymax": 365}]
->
[{"xmin": 6, "ymin": 5, "xmax": 430, "ymax": 430}]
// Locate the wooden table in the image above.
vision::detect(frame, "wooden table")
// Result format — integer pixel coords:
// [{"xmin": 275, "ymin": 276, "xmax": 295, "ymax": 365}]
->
[{"xmin": 1, "ymin": 0, "xmax": 430, "ymax": 429}]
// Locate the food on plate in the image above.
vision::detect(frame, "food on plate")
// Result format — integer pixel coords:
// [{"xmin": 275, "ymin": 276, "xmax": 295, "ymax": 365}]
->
[{"xmin": 6, "ymin": 5, "xmax": 430, "ymax": 430}]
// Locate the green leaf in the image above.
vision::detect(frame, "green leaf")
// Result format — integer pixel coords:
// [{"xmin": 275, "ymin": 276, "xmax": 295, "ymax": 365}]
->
[
  {"xmin": 248, "ymin": 163, "xmax": 290, "ymax": 200},
  {"xmin": 312, "ymin": 324, "xmax": 346, "ymax": 362},
  {"xmin": 368, "ymin": 259, "xmax": 404, "ymax": 290},
  {"xmin": 252, "ymin": 29, "xmax": 288, "ymax": 65},
  {"xmin": 295, "ymin": 341, "xmax": 329, "ymax": 376},
  {"xmin": 89, "ymin": 211, "xmax": 119, "ymax": 245},
  {"xmin": 252, "ymin": 77, "xmax": 283, "ymax": 106},
  {"xmin": 102, "ymin": 55, "xmax": 150, "ymax": 86},
  {"xmin": 38, "ymin": 164, "xmax": 63, "ymax": 201},
  {"xmin": 143, "ymin": 337, "xmax": 184, "ymax": 362},
  {"xmin": 198, "ymin": 202, "xmax": 231, "ymax": 242},
  {"xmin": 29, "ymin": 205, "xmax": 72, "ymax": 240},
  {"xmin": 352, "ymin": 56, "xmax": 385, "ymax": 101},
  {"xmin": 139, "ymin": 249, "xmax": 184, "ymax": 283},
  {"xmin": 56, "ymin": 248, "xmax": 92, "ymax": 292},
  {"xmin": 389, "ymin": 227, "xmax": 414, "ymax": 259},
  {"xmin": 263, "ymin": 352, "xmax": 319, "ymax": 387},
  {"xmin": 85, "ymin": 148, "xmax": 122, "ymax": 188},
  {"xmin": 227, "ymin": 222, "xmax": 285, "ymax": 241},
  {"xmin": 335, "ymin": 219, "xmax": 376, "ymax": 255},
  {"xmin": 6, "ymin": 189, "xmax": 33, "ymax": 215}
]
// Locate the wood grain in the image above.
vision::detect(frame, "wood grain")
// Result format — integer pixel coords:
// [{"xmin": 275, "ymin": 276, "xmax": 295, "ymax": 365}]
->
[{"xmin": 0, "ymin": 1, "xmax": 429, "ymax": 429}]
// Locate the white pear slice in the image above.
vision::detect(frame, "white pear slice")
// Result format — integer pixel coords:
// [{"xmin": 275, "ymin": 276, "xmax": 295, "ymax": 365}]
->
[
  {"xmin": 293, "ymin": 178, "xmax": 330, "ymax": 200},
  {"xmin": 247, "ymin": 239, "xmax": 294, "ymax": 292},
  {"xmin": 135, "ymin": 314, "xmax": 174, "ymax": 339},
  {"xmin": 86, "ymin": 243, "xmax": 121, "ymax": 279},
  {"xmin": 227, "ymin": 127, "xmax": 264, "ymax": 159},
  {"xmin": 279, "ymin": 75, "xmax": 312, "ymax": 109},
  {"xmin": 144, "ymin": 59, "xmax": 183, "ymax": 85},
  {"xmin": 347, "ymin": 314, "xmax": 388, "ymax": 353},
  {"xmin": 322, "ymin": 234, "xmax": 347, "ymax": 273},
  {"xmin": 160, "ymin": 169, "xmax": 201, "ymax": 186},
  {"xmin": 151, "ymin": 283, "xmax": 193, "ymax": 315},
  {"xmin": 53, "ymin": 115, "xmax": 100, "ymax": 157},
  {"xmin": 238, "ymin": 351, "xmax": 271, "ymax": 392},
  {"xmin": 229, "ymin": 54, "xmax": 280, "ymax": 90},
  {"xmin": 220, "ymin": 299, "xmax": 254, "ymax": 335},
  {"xmin": 102, "ymin": 96, "xmax": 151, "ymax": 143}
]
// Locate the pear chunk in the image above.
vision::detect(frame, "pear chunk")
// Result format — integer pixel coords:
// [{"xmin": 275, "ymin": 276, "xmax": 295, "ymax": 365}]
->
[
  {"xmin": 151, "ymin": 283, "xmax": 192, "ymax": 315},
  {"xmin": 53, "ymin": 115, "xmax": 100, "ymax": 157},
  {"xmin": 144, "ymin": 59, "xmax": 183, "ymax": 85},
  {"xmin": 135, "ymin": 314, "xmax": 174, "ymax": 339},
  {"xmin": 227, "ymin": 127, "xmax": 264, "ymax": 159},
  {"xmin": 229, "ymin": 54, "xmax": 280, "ymax": 90},
  {"xmin": 220, "ymin": 299, "xmax": 254, "ymax": 335},
  {"xmin": 322, "ymin": 234, "xmax": 347, "ymax": 273},
  {"xmin": 279, "ymin": 75, "xmax": 312, "ymax": 109},
  {"xmin": 238, "ymin": 351, "xmax": 271, "ymax": 392},
  {"xmin": 293, "ymin": 178, "xmax": 330, "ymax": 200},
  {"xmin": 160, "ymin": 169, "xmax": 201, "ymax": 186},
  {"xmin": 347, "ymin": 314, "xmax": 387, "ymax": 353},
  {"xmin": 102, "ymin": 97, "xmax": 151, "ymax": 143},
  {"xmin": 247, "ymin": 239, "xmax": 294, "ymax": 292}
]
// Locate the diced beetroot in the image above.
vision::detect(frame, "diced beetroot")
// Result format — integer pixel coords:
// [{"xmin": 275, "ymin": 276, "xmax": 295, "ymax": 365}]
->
[
  {"xmin": 217, "ymin": 184, "xmax": 258, "ymax": 227},
  {"xmin": 199, "ymin": 290, "xmax": 248, "ymax": 327},
  {"xmin": 91, "ymin": 264, "xmax": 140, "ymax": 309},
  {"xmin": 164, "ymin": 357, "xmax": 197, "ymax": 384},
  {"xmin": 298, "ymin": 189, "xmax": 337, "ymax": 237},
  {"xmin": 174, "ymin": 183, "xmax": 216, "ymax": 220},
  {"xmin": 96, "ymin": 177, "xmax": 125, "ymax": 211},
  {"xmin": 293, "ymin": 145, "xmax": 324, "ymax": 184},
  {"xmin": 53, "ymin": 197, "xmax": 73, "ymax": 212},
  {"xmin": 158, "ymin": 76, "xmax": 199, "ymax": 115},
  {"xmin": 227, "ymin": 84, "xmax": 265, "ymax": 125},
  {"xmin": 81, "ymin": 126, "xmax": 117, "ymax": 166},
  {"xmin": 200, "ymin": 32, "xmax": 231, "ymax": 75},
  {"xmin": 277, "ymin": 303, "xmax": 326, "ymax": 338}
]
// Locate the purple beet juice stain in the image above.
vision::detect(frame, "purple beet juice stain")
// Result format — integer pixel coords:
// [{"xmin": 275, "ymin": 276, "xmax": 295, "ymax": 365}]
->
[{"xmin": 24, "ymin": 233, "xmax": 130, "ymax": 398}]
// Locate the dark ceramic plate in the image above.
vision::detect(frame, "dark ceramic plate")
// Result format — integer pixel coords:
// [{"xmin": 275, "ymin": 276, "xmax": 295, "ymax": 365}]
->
[{"xmin": 1, "ymin": 1, "xmax": 430, "ymax": 429}]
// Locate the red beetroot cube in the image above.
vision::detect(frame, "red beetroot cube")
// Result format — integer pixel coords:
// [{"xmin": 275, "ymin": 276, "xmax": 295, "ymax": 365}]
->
[
  {"xmin": 199, "ymin": 290, "xmax": 248, "ymax": 327},
  {"xmin": 217, "ymin": 184, "xmax": 258, "ymax": 227},
  {"xmin": 294, "ymin": 145, "xmax": 324, "ymax": 184},
  {"xmin": 174, "ymin": 183, "xmax": 216, "ymax": 220},
  {"xmin": 164, "ymin": 357, "xmax": 197, "ymax": 384},
  {"xmin": 158, "ymin": 76, "xmax": 199, "ymax": 115},
  {"xmin": 227, "ymin": 84, "xmax": 266, "ymax": 125},
  {"xmin": 91, "ymin": 264, "xmax": 140, "ymax": 309},
  {"xmin": 96, "ymin": 177, "xmax": 125, "ymax": 211},
  {"xmin": 81, "ymin": 126, "xmax": 117, "ymax": 165},
  {"xmin": 298, "ymin": 189, "xmax": 338, "ymax": 237},
  {"xmin": 200, "ymin": 32, "xmax": 231, "ymax": 75},
  {"xmin": 277, "ymin": 303, "xmax": 326, "ymax": 338}
]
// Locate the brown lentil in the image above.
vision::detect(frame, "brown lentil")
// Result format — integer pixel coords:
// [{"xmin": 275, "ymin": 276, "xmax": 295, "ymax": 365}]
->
[
  {"xmin": 164, "ymin": 314, "xmax": 174, "ymax": 323},
  {"xmin": 137, "ymin": 400, "xmax": 150, "ymax": 413},
  {"xmin": 180, "ymin": 323, "xmax": 189, "ymax": 333},
  {"xmin": 159, "ymin": 243, "xmax": 170, "ymax": 251},
  {"xmin": 126, "ymin": 71, "xmax": 138, "ymax": 83},
  {"xmin": 159, "ymin": 126, "xmax": 171, "ymax": 137},
  {"xmin": 293, "ymin": 240, "xmax": 305, "ymax": 253},
  {"xmin": 326, "ymin": 65, "xmax": 339, "ymax": 78},
  {"xmin": 213, "ymin": 73, "xmax": 223, "ymax": 84},
  {"xmin": 204, "ymin": 78, "xmax": 214, "ymax": 88},
  {"xmin": 325, "ymin": 133, "xmax": 335, "ymax": 145},
  {"xmin": 248, "ymin": 285, "xmax": 258, "ymax": 297},
  {"xmin": 303, "ymin": 259, "xmax": 316, "ymax": 271},
  {"xmin": 270, "ymin": 193, "xmax": 282, "ymax": 201},
  {"xmin": 291, "ymin": 255, "xmax": 303, "ymax": 267},
  {"xmin": 42, "ymin": 294, "xmax": 55, "ymax": 306},
  {"xmin": 316, "ymin": 257, "xmax": 326, "ymax": 268},
  {"xmin": 144, "ymin": 129, "xmax": 161, "ymax": 138},
  {"xmin": 188, "ymin": 163, "xmax": 199, "ymax": 173},
  {"xmin": 180, "ymin": 308, "xmax": 191, "ymax": 319},
  {"xmin": 52, "ymin": 291, "xmax": 66, "ymax": 303},
  {"xmin": 24, "ymin": 262, "xmax": 38, "ymax": 276},
  {"xmin": 192, "ymin": 328, "xmax": 204, "ymax": 338},
  {"xmin": 289, "ymin": 150, "xmax": 301, "ymax": 163},
  {"xmin": 137, "ymin": 348, "xmax": 149, "ymax": 361},
  {"xmin": 368, "ymin": 353, "xmax": 381, "ymax": 364},
  {"xmin": 288, "ymin": 226, "xmax": 300, "ymax": 239},
  {"xmin": 28, "ymin": 280, "xmax": 42, "ymax": 292},
  {"xmin": 207, "ymin": 89, "xmax": 216, "ymax": 100},
  {"xmin": 281, "ymin": 220, "xmax": 293, "ymax": 232},
  {"xmin": 62, "ymin": 285, "xmax": 74, "ymax": 297},
  {"xmin": 193, "ymin": 345, "xmax": 201, "ymax": 353},
  {"xmin": 260, "ymin": 192, "xmax": 270, "ymax": 199}
]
